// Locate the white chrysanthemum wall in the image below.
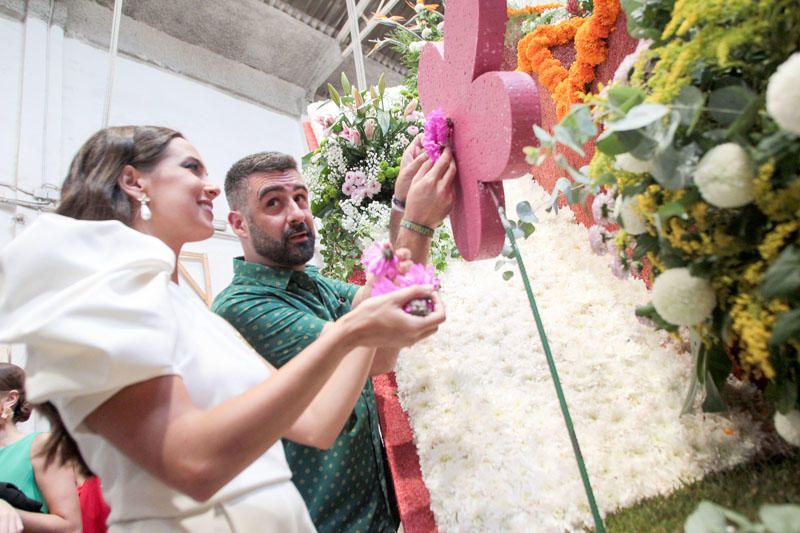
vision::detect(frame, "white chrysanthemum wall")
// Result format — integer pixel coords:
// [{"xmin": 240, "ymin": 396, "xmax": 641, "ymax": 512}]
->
[{"xmin": 395, "ymin": 178, "xmax": 764, "ymax": 532}]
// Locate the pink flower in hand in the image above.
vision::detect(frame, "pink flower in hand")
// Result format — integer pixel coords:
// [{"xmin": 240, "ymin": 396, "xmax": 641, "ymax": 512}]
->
[
  {"xmin": 362, "ymin": 242, "xmax": 399, "ymax": 280},
  {"xmin": 423, "ymin": 108, "xmax": 450, "ymax": 162},
  {"xmin": 371, "ymin": 276, "xmax": 399, "ymax": 297},
  {"xmin": 360, "ymin": 241, "xmax": 440, "ymax": 315},
  {"xmin": 396, "ymin": 263, "xmax": 439, "ymax": 290}
]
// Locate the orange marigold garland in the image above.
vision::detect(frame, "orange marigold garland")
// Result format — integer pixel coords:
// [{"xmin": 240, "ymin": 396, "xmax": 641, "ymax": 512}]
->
[{"xmin": 517, "ymin": 0, "xmax": 621, "ymax": 118}]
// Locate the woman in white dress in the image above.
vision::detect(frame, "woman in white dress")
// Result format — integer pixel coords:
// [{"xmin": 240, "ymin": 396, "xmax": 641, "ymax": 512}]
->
[{"xmin": 0, "ymin": 126, "xmax": 445, "ymax": 532}]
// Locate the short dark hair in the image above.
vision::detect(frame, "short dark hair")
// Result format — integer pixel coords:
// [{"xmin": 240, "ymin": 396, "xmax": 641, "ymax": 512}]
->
[{"xmin": 225, "ymin": 152, "xmax": 298, "ymax": 211}]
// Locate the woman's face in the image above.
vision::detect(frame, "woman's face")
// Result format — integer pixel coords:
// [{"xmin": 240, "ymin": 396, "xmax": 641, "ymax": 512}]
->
[{"xmin": 137, "ymin": 138, "xmax": 220, "ymax": 250}]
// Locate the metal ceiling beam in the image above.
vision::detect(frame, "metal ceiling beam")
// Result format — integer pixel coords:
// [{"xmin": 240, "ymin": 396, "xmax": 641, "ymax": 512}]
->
[
  {"xmin": 345, "ymin": 0, "xmax": 367, "ymax": 89},
  {"xmin": 102, "ymin": 0, "xmax": 124, "ymax": 127},
  {"xmin": 340, "ymin": 0, "xmax": 402, "ymax": 59},
  {"xmin": 335, "ymin": 0, "xmax": 370, "ymax": 43}
]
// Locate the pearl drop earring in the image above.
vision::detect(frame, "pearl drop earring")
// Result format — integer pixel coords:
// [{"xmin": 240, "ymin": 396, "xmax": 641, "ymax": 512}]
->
[{"xmin": 140, "ymin": 194, "xmax": 152, "ymax": 221}]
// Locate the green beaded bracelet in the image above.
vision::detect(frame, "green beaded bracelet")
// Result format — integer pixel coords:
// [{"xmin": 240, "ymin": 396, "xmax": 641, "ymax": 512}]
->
[{"xmin": 400, "ymin": 218, "xmax": 435, "ymax": 237}]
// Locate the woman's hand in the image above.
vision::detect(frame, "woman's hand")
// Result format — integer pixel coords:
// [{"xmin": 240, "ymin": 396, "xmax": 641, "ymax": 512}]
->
[
  {"xmin": 344, "ymin": 284, "xmax": 445, "ymax": 348},
  {"xmin": 0, "ymin": 500, "xmax": 22, "ymax": 533}
]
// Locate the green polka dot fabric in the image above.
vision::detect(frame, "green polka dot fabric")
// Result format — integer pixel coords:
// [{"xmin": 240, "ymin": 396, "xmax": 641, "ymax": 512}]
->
[{"xmin": 213, "ymin": 258, "xmax": 399, "ymax": 533}]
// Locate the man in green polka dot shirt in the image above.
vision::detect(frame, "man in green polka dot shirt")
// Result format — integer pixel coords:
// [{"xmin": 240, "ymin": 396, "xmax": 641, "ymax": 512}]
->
[{"xmin": 213, "ymin": 143, "xmax": 456, "ymax": 533}]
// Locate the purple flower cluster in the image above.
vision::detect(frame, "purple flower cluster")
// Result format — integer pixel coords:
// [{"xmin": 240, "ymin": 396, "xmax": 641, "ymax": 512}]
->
[{"xmin": 423, "ymin": 108, "xmax": 450, "ymax": 162}]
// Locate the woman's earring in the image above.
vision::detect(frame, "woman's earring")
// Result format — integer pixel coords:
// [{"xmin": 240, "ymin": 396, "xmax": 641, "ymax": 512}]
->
[
  {"xmin": 140, "ymin": 194, "xmax": 152, "ymax": 221},
  {"xmin": 0, "ymin": 405, "xmax": 12, "ymax": 421}
]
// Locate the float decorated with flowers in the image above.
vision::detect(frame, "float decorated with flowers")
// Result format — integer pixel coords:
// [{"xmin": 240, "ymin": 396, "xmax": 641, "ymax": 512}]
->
[{"xmin": 310, "ymin": 0, "xmax": 800, "ymax": 531}]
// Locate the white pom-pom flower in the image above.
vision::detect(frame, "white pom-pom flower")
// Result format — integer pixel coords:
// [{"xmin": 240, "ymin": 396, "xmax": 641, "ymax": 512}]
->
[
  {"xmin": 615, "ymin": 153, "xmax": 653, "ymax": 175},
  {"xmin": 774, "ymin": 410, "xmax": 800, "ymax": 447},
  {"xmin": 652, "ymin": 268, "xmax": 716, "ymax": 326},
  {"xmin": 693, "ymin": 143, "xmax": 755, "ymax": 208},
  {"xmin": 614, "ymin": 196, "xmax": 648, "ymax": 235},
  {"xmin": 766, "ymin": 52, "xmax": 800, "ymax": 135}
]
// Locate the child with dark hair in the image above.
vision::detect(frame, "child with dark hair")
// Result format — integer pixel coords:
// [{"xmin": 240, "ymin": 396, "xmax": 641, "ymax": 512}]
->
[{"xmin": 0, "ymin": 363, "xmax": 81, "ymax": 532}]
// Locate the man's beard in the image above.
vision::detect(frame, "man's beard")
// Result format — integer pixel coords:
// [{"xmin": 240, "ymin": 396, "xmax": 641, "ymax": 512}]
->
[{"xmin": 249, "ymin": 218, "xmax": 316, "ymax": 267}]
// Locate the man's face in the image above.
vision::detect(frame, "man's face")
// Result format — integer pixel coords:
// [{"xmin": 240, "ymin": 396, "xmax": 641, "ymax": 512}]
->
[{"xmin": 243, "ymin": 169, "xmax": 316, "ymax": 269}]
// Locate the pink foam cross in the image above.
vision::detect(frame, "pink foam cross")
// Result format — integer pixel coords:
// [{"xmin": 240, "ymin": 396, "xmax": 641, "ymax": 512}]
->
[{"xmin": 418, "ymin": 0, "xmax": 541, "ymax": 261}]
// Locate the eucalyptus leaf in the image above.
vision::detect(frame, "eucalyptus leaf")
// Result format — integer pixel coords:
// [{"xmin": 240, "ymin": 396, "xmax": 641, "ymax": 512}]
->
[
  {"xmin": 628, "ymin": 126, "xmax": 661, "ymax": 160},
  {"xmin": 607, "ymin": 85, "xmax": 646, "ymax": 114},
  {"xmin": 657, "ymin": 201, "xmax": 687, "ymax": 223},
  {"xmin": 725, "ymin": 93, "xmax": 760, "ymax": 138},
  {"xmin": 760, "ymin": 245, "xmax": 800, "ymax": 299},
  {"xmin": 657, "ymin": 110, "xmax": 682, "ymax": 151},
  {"xmin": 555, "ymin": 104, "xmax": 597, "ymax": 154},
  {"xmin": 554, "ymin": 124, "xmax": 586, "ymax": 156},
  {"xmin": 605, "ymin": 103, "xmax": 670, "ymax": 132},
  {"xmin": 593, "ymin": 172, "xmax": 617, "ymax": 187},
  {"xmin": 503, "ymin": 270, "xmax": 514, "ymax": 281},
  {"xmin": 708, "ymin": 85, "xmax": 757, "ymax": 127},
  {"xmin": 533, "ymin": 125, "xmax": 555, "ymax": 148},
  {"xmin": 674, "ymin": 85, "xmax": 705, "ymax": 130},
  {"xmin": 681, "ymin": 374, "xmax": 701, "ymax": 415},
  {"xmin": 651, "ymin": 143, "xmax": 698, "ymax": 190},
  {"xmin": 702, "ymin": 372, "xmax": 727, "ymax": 413},
  {"xmin": 684, "ymin": 502, "xmax": 729, "ymax": 533},
  {"xmin": 523, "ymin": 146, "xmax": 541, "ymax": 165},
  {"xmin": 596, "ymin": 129, "xmax": 646, "ymax": 155},
  {"xmin": 770, "ymin": 309, "xmax": 800, "ymax": 347},
  {"xmin": 516, "ymin": 201, "xmax": 538, "ymax": 224},
  {"xmin": 759, "ymin": 504, "xmax": 800, "ymax": 533}
]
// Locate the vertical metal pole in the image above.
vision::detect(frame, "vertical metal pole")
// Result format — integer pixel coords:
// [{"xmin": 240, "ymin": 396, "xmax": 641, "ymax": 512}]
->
[
  {"xmin": 102, "ymin": 0, "xmax": 125, "ymax": 127},
  {"xmin": 345, "ymin": 0, "xmax": 367, "ymax": 90}
]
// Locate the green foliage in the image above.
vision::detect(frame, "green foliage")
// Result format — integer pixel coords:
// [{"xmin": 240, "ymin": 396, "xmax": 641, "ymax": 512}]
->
[
  {"xmin": 686, "ymin": 501, "xmax": 800, "ymax": 533},
  {"xmin": 303, "ymin": 77, "xmax": 457, "ymax": 280},
  {"xmin": 606, "ymin": 454, "xmax": 800, "ymax": 533},
  {"xmin": 620, "ymin": 0, "xmax": 675, "ymax": 40},
  {"xmin": 523, "ymin": 0, "xmax": 800, "ymax": 413}
]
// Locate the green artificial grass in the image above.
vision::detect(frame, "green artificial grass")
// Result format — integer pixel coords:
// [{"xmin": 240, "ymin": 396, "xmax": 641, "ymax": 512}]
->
[{"xmin": 604, "ymin": 452, "xmax": 800, "ymax": 532}]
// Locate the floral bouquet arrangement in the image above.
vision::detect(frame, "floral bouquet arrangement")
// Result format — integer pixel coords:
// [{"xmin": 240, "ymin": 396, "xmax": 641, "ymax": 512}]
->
[
  {"xmin": 522, "ymin": 0, "xmax": 800, "ymax": 432},
  {"xmin": 361, "ymin": 241, "xmax": 440, "ymax": 316},
  {"xmin": 303, "ymin": 74, "xmax": 456, "ymax": 281}
]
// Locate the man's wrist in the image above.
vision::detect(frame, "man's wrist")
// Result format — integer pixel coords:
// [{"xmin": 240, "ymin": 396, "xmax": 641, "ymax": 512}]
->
[{"xmin": 400, "ymin": 218, "xmax": 435, "ymax": 237}]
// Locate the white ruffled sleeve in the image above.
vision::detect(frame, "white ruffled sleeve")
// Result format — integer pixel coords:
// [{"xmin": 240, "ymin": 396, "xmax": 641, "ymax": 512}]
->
[{"xmin": 0, "ymin": 214, "xmax": 179, "ymax": 431}]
